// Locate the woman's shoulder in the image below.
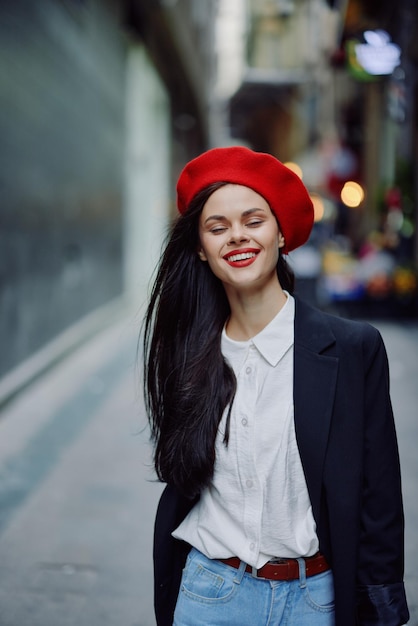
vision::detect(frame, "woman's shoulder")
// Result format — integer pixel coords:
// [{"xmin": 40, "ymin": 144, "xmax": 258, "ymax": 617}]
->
[{"xmin": 295, "ymin": 296, "xmax": 382, "ymax": 351}]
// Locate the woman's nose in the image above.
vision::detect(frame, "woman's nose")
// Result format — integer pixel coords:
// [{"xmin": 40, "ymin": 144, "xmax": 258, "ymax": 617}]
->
[{"xmin": 228, "ymin": 224, "xmax": 249, "ymax": 244}]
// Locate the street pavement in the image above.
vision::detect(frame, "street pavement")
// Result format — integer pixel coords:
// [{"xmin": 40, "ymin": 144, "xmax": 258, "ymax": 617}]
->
[
  {"xmin": 0, "ymin": 311, "xmax": 163, "ymax": 626},
  {"xmin": 0, "ymin": 312, "xmax": 417, "ymax": 626}
]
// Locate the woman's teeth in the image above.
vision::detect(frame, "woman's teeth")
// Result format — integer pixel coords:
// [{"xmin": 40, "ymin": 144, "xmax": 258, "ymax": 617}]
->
[{"xmin": 227, "ymin": 252, "xmax": 256, "ymax": 262}]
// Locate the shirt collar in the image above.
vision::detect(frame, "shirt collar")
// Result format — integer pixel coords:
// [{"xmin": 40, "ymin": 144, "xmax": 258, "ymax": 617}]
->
[
  {"xmin": 221, "ymin": 293, "xmax": 295, "ymax": 369},
  {"xmin": 251, "ymin": 292, "xmax": 294, "ymax": 366}
]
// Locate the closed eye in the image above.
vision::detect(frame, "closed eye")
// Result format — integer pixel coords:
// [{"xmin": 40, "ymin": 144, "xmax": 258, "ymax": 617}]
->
[{"xmin": 209, "ymin": 226, "xmax": 227, "ymax": 234}]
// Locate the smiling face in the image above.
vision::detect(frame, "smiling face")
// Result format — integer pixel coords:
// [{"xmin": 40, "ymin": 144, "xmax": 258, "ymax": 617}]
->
[{"xmin": 198, "ymin": 184, "xmax": 285, "ymax": 297}]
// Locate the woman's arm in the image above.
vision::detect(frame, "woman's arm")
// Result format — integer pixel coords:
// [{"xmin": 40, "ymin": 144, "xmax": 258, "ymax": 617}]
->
[{"xmin": 356, "ymin": 329, "xmax": 409, "ymax": 625}]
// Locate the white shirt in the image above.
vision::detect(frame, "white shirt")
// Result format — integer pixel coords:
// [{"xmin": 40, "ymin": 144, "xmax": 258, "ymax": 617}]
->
[{"xmin": 173, "ymin": 293, "xmax": 319, "ymax": 568}]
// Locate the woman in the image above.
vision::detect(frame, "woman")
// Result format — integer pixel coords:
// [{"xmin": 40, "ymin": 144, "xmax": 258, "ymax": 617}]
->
[{"xmin": 143, "ymin": 146, "xmax": 409, "ymax": 626}]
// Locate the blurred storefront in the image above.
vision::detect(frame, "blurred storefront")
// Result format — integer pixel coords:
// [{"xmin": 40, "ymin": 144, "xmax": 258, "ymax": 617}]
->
[
  {"xmin": 228, "ymin": 0, "xmax": 418, "ymax": 317},
  {"xmin": 321, "ymin": 0, "xmax": 418, "ymax": 316}
]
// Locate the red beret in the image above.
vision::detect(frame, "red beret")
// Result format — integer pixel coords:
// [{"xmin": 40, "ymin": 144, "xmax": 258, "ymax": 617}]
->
[{"xmin": 176, "ymin": 146, "xmax": 314, "ymax": 253}]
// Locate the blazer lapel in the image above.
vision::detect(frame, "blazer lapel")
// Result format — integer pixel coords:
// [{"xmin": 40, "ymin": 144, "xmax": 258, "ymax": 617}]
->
[{"xmin": 293, "ymin": 298, "xmax": 339, "ymax": 526}]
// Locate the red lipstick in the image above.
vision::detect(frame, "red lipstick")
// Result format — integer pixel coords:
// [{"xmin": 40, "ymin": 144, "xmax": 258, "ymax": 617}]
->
[{"xmin": 223, "ymin": 248, "xmax": 259, "ymax": 267}]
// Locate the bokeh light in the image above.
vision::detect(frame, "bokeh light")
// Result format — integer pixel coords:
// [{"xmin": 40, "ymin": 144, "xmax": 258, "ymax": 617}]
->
[
  {"xmin": 340, "ymin": 181, "xmax": 365, "ymax": 207},
  {"xmin": 310, "ymin": 192, "xmax": 325, "ymax": 222}
]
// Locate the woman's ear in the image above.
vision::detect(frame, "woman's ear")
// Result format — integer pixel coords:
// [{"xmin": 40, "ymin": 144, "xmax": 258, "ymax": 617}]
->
[
  {"xmin": 278, "ymin": 232, "xmax": 285, "ymax": 249},
  {"xmin": 197, "ymin": 248, "xmax": 207, "ymax": 261}
]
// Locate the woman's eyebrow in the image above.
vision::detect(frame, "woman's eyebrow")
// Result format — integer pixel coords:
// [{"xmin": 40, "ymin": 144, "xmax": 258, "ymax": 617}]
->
[
  {"xmin": 242, "ymin": 207, "xmax": 267, "ymax": 217},
  {"xmin": 203, "ymin": 214, "xmax": 227, "ymax": 225}
]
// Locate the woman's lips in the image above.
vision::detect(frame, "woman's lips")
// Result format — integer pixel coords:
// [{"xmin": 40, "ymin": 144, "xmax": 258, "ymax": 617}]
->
[{"xmin": 223, "ymin": 248, "xmax": 260, "ymax": 267}]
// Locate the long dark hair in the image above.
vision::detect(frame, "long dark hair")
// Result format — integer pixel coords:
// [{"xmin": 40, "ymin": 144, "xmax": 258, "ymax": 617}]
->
[{"xmin": 143, "ymin": 182, "xmax": 295, "ymax": 499}]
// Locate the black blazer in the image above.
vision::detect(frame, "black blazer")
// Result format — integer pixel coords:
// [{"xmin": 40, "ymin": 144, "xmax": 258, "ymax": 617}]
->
[{"xmin": 153, "ymin": 298, "xmax": 409, "ymax": 626}]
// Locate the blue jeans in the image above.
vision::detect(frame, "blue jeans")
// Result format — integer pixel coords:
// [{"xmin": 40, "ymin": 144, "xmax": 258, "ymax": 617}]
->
[{"xmin": 173, "ymin": 548, "xmax": 335, "ymax": 626}]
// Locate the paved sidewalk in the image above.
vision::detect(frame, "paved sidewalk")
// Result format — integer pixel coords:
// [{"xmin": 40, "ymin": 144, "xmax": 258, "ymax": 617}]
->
[{"xmin": 0, "ymin": 312, "xmax": 162, "ymax": 626}]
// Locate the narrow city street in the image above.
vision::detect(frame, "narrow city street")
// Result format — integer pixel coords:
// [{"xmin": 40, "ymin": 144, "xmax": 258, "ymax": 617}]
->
[
  {"xmin": 0, "ymin": 312, "xmax": 417, "ymax": 626},
  {"xmin": 1, "ymin": 1, "xmax": 416, "ymax": 625}
]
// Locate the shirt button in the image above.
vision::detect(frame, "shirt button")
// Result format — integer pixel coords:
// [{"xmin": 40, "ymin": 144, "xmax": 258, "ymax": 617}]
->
[
  {"xmin": 241, "ymin": 417, "xmax": 248, "ymax": 426},
  {"xmin": 245, "ymin": 366, "xmax": 252, "ymax": 375},
  {"xmin": 246, "ymin": 479, "xmax": 253, "ymax": 488},
  {"xmin": 250, "ymin": 543, "xmax": 255, "ymax": 551}
]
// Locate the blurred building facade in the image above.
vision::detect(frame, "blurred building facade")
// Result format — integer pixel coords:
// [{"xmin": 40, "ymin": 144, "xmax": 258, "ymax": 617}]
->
[
  {"xmin": 228, "ymin": 0, "xmax": 418, "ymax": 314},
  {"xmin": 0, "ymin": 0, "xmax": 218, "ymax": 385},
  {"xmin": 330, "ymin": 0, "xmax": 417, "ymax": 238},
  {"xmin": 230, "ymin": 0, "xmax": 339, "ymax": 160}
]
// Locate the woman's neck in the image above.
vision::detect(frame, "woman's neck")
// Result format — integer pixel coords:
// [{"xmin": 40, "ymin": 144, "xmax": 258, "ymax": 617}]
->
[{"xmin": 224, "ymin": 282, "xmax": 288, "ymax": 341}]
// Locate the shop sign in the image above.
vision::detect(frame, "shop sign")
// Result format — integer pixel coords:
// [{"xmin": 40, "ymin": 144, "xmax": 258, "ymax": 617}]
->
[{"xmin": 346, "ymin": 30, "xmax": 401, "ymax": 81}]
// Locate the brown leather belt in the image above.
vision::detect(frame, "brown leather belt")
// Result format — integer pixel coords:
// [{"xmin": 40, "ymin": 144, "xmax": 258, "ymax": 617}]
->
[{"xmin": 219, "ymin": 552, "xmax": 329, "ymax": 580}]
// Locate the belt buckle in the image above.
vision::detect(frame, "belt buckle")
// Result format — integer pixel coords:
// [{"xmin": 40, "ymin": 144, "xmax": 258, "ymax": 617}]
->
[
  {"xmin": 269, "ymin": 557, "xmax": 289, "ymax": 564},
  {"xmin": 251, "ymin": 558, "xmax": 290, "ymax": 580}
]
